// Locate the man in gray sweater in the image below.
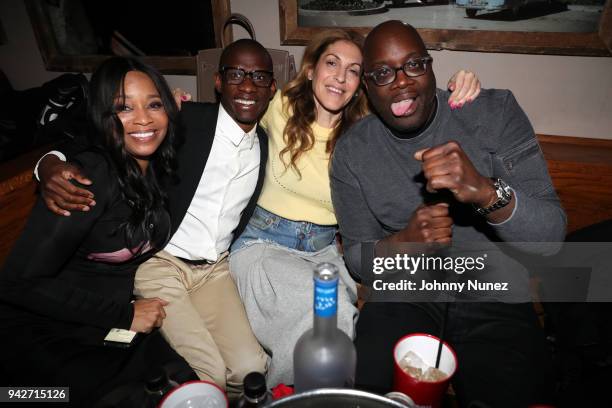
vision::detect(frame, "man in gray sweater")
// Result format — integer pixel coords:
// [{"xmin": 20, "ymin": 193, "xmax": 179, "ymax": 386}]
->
[{"xmin": 331, "ymin": 21, "xmax": 566, "ymax": 407}]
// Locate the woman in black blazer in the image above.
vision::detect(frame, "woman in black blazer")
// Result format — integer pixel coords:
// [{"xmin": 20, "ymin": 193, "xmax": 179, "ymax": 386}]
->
[{"xmin": 0, "ymin": 57, "xmax": 195, "ymax": 406}]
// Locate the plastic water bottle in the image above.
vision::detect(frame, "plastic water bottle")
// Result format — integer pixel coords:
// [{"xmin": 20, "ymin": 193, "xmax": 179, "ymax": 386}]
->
[
  {"xmin": 293, "ymin": 262, "xmax": 356, "ymax": 392},
  {"xmin": 236, "ymin": 372, "xmax": 272, "ymax": 407}
]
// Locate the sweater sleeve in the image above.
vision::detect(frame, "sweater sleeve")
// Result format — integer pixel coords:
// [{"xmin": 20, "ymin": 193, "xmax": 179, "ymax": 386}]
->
[
  {"xmin": 1, "ymin": 154, "xmax": 134, "ymax": 329},
  {"xmin": 331, "ymin": 146, "xmax": 385, "ymax": 282},
  {"xmin": 260, "ymin": 90, "xmax": 286, "ymax": 133},
  {"xmin": 489, "ymin": 91, "xmax": 567, "ymax": 248}
]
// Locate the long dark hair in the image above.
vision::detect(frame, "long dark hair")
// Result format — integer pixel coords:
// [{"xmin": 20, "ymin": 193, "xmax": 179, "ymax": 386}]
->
[
  {"xmin": 281, "ymin": 29, "xmax": 369, "ymax": 175},
  {"xmin": 87, "ymin": 56, "xmax": 178, "ymax": 252}
]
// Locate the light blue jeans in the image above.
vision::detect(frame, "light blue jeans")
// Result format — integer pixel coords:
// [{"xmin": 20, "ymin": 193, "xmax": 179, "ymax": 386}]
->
[
  {"xmin": 231, "ymin": 205, "xmax": 337, "ymax": 253},
  {"xmin": 229, "ymin": 207, "xmax": 358, "ymax": 386}
]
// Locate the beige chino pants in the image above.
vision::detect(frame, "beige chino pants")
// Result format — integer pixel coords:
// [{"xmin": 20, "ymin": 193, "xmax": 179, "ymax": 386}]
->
[{"xmin": 134, "ymin": 250, "xmax": 268, "ymax": 399}]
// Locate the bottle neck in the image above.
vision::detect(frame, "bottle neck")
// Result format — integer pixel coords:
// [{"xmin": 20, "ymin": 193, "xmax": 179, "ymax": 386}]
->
[
  {"xmin": 312, "ymin": 276, "xmax": 338, "ymax": 336},
  {"xmin": 243, "ymin": 392, "xmax": 270, "ymax": 404},
  {"xmin": 313, "ymin": 312, "xmax": 337, "ymax": 336},
  {"xmin": 162, "ymin": 380, "xmax": 178, "ymax": 395},
  {"xmin": 146, "ymin": 378, "xmax": 178, "ymax": 396}
]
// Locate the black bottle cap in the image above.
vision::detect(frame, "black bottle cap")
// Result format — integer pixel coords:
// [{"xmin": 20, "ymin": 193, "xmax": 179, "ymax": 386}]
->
[
  {"xmin": 145, "ymin": 366, "xmax": 169, "ymax": 392},
  {"xmin": 243, "ymin": 372, "xmax": 267, "ymax": 398}
]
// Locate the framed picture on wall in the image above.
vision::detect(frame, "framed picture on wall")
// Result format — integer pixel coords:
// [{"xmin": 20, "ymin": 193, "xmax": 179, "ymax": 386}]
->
[
  {"xmin": 25, "ymin": 0, "xmax": 233, "ymax": 74},
  {"xmin": 279, "ymin": 0, "xmax": 612, "ymax": 56}
]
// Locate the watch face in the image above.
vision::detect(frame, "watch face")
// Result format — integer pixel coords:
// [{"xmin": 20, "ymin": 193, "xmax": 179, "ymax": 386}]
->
[
  {"xmin": 496, "ymin": 179, "xmax": 512, "ymax": 201},
  {"xmin": 475, "ymin": 178, "xmax": 513, "ymax": 215}
]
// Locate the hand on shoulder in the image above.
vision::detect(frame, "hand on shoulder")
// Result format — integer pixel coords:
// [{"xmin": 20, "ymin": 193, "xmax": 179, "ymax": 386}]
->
[{"xmin": 39, "ymin": 154, "xmax": 95, "ymax": 217}]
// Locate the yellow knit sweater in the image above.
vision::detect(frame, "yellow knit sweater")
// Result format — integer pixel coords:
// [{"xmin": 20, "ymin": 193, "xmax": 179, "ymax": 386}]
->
[{"xmin": 257, "ymin": 92, "xmax": 336, "ymax": 225}]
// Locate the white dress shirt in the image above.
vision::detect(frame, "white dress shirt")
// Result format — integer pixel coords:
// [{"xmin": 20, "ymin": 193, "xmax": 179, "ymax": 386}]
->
[{"xmin": 164, "ymin": 104, "xmax": 260, "ymax": 261}]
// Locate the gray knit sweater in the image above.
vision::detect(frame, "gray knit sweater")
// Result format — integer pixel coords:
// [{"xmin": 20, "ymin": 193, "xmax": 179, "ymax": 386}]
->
[{"xmin": 331, "ymin": 88, "xmax": 567, "ymax": 281}]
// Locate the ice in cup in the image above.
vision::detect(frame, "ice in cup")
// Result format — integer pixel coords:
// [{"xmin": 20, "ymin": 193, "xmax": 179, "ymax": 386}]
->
[
  {"xmin": 399, "ymin": 351, "xmax": 448, "ymax": 382},
  {"xmin": 393, "ymin": 333, "xmax": 457, "ymax": 408}
]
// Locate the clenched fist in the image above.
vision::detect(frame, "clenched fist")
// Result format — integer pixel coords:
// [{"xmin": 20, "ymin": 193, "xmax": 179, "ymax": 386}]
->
[
  {"xmin": 415, "ymin": 141, "xmax": 496, "ymax": 208},
  {"xmin": 130, "ymin": 297, "xmax": 168, "ymax": 333},
  {"xmin": 386, "ymin": 203, "xmax": 453, "ymax": 245}
]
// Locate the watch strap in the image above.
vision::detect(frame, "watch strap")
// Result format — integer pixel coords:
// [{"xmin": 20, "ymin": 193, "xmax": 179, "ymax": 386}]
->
[{"xmin": 474, "ymin": 178, "xmax": 513, "ymax": 216}]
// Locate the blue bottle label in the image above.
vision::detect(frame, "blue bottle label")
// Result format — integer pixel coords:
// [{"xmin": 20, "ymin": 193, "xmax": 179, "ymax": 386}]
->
[{"xmin": 314, "ymin": 278, "xmax": 337, "ymax": 318}]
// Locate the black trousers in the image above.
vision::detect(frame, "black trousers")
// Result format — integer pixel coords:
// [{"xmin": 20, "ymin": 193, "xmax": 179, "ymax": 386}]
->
[
  {"xmin": 0, "ymin": 318, "xmax": 196, "ymax": 407},
  {"xmin": 355, "ymin": 302, "xmax": 555, "ymax": 408}
]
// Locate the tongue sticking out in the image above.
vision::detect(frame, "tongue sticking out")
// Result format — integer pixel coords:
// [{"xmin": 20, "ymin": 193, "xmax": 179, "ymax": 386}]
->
[{"xmin": 391, "ymin": 99, "xmax": 415, "ymax": 116}]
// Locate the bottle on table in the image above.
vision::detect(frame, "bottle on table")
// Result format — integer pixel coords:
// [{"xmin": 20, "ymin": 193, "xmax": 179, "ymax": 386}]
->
[
  {"xmin": 236, "ymin": 371, "xmax": 273, "ymax": 407},
  {"xmin": 143, "ymin": 366, "xmax": 179, "ymax": 408},
  {"xmin": 293, "ymin": 262, "xmax": 356, "ymax": 393}
]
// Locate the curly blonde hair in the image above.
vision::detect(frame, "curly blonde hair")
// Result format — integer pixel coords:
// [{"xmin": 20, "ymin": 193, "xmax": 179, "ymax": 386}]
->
[{"xmin": 280, "ymin": 29, "xmax": 369, "ymax": 175}]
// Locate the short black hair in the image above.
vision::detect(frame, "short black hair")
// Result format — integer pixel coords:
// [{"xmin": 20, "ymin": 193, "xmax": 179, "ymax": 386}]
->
[
  {"xmin": 218, "ymin": 39, "xmax": 273, "ymax": 72},
  {"xmin": 363, "ymin": 21, "xmax": 426, "ymax": 68}
]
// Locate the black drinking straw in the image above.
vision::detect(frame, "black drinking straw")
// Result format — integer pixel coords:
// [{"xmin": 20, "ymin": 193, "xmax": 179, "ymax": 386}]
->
[{"xmin": 435, "ymin": 302, "xmax": 450, "ymax": 369}]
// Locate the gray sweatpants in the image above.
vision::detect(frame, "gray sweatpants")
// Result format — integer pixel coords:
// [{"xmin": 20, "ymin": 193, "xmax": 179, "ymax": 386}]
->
[{"xmin": 229, "ymin": 241, "xmax": 358, "ymax": 387}]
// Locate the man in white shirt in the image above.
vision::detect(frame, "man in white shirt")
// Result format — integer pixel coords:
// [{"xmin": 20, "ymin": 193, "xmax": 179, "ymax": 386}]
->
[{"xmin": 36, "ymin": 39, "xmax": 277, "ymax": 399}]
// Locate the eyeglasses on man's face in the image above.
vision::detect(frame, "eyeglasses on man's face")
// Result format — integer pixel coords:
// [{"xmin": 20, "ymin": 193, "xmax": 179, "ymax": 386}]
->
[
  {"xmin": 364, "ymin": 56, "xmax": 433, "ymax": 86},
  {"xmin": 220, "ymin": 67, "xmax": 274, "ymax": 88}
]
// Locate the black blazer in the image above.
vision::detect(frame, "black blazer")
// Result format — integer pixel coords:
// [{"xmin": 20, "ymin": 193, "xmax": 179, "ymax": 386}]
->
[{"xmin": 167, "ymin": 102, "xmax": 268, "ymax": 244}]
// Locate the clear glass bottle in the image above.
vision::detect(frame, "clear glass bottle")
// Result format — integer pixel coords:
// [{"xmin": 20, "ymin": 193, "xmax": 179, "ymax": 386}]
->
[
  {"xmin": 143, "ymin": 366, "xmax": 179, "ymax": 408},
  {"xmin": 236, "ymin": 372, "xmax": 273, "ymax": 407},
  {"xmin": 293, "ymin": 262, "xmax": 356, "ymax": 393}
]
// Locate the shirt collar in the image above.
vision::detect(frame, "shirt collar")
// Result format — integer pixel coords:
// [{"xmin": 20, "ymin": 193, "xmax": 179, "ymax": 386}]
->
[{"xmin": 217, "ymin": 104, "xmax": 257, "ymax": 148}]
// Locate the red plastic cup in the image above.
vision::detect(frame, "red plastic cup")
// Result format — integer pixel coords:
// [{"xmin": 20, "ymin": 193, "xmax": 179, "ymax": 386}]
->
[
  {"xmin": 393, "ymin": 333, "xmax": 458, "ymax": 408},
  {"xmin": 159, "ymin": 380, "xmax": 228, "ymax": 408}
]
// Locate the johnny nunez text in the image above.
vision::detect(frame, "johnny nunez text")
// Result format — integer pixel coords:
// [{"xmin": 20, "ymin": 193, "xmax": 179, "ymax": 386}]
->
[{"xmin": 373, "ymin": 279, "xmax": 509, "ymax": 292}]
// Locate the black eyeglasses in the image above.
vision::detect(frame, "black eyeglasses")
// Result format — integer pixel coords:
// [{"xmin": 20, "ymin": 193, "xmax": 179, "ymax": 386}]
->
[
  {"xmin": 364, "ymin": 56, "xmax": 433, "ymax": 86},
  {"xmin": 220, "ymin": 66, "xmax": 274, "ymax": 87}
]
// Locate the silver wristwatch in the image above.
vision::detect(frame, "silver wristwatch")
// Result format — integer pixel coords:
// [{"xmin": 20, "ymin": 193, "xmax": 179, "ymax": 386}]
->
[{"xmin": 474, "ymin": 178, "xmax": 513, "ymax": 216}]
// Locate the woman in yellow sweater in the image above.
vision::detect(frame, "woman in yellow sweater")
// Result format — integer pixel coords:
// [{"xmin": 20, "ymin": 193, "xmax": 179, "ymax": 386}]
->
[{"xmin": 228, "ymin": 29, "xmax": 481, "ymax": 386}]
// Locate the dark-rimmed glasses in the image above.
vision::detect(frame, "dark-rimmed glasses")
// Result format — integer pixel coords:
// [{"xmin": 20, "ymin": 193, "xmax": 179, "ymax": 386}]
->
[
  {"xmin": 220, "ymin": 66, "xmax": 274, "ymax": 87},
  {"xmin": 364, "ymin": 56, "xmax": 433, "ymax": 86}
]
